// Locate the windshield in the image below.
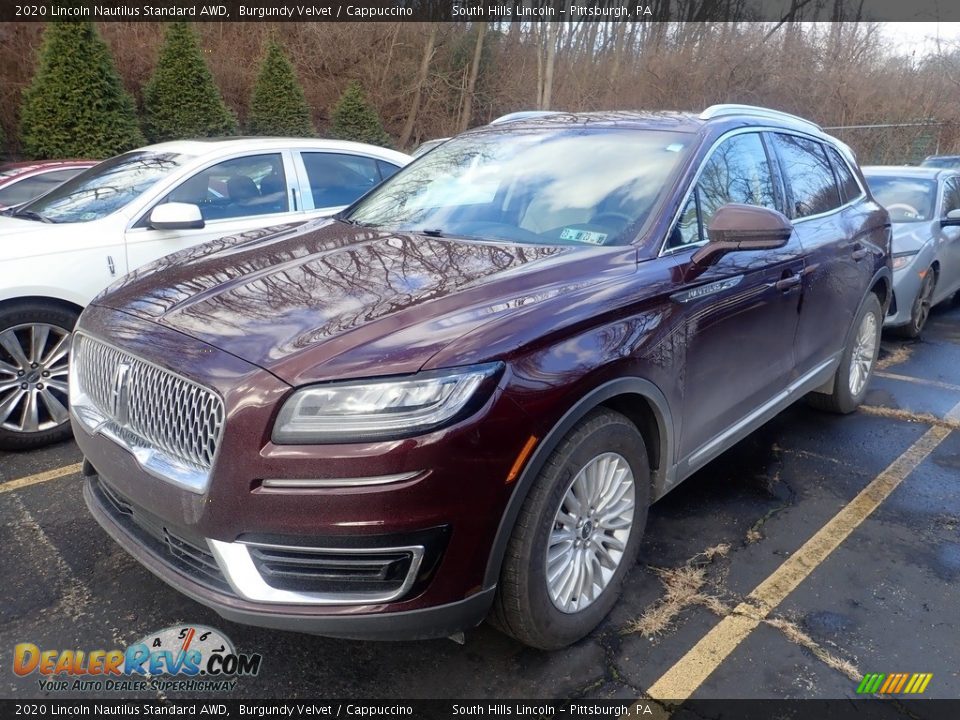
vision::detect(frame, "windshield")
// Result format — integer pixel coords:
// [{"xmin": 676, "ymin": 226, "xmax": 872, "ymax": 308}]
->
[
  {"xmin": 18, "ymin": 151, "xmax": 191, "ymax": 223},
  {"xmin": 921, "ymin": 157, "xmax": 960, "ymax": 169},
  {"xmin": 864, "ymin": 175, "xmax": 937, "ymax": 223},
  {"xmin": 346, "ymin": 128, "xmax": 691, "ymax": 246}
]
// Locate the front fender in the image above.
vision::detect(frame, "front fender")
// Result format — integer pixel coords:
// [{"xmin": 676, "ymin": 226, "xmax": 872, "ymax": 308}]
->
[{"xmin": 482, "ymin": 376, "xmax": 674, "ymax": 589}]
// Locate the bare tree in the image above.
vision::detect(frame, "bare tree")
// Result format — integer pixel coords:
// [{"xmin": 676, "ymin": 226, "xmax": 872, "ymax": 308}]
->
[
  {"xmin": 459, "ymin": 22, "xmax": 487, "ymax": 132},
  {"xmin": 400, "ymin": 25, "xmax": 438, "ymax": 148}
]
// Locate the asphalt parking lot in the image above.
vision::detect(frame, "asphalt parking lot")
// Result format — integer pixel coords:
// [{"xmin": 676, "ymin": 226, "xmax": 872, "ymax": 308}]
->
[{"xmin": 2, "ymin": 300, "xmax": 959, "ymax": 702}]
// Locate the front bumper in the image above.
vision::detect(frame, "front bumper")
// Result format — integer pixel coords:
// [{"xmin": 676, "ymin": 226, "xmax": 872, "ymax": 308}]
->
[
  {"xmin": 85, "ymin": 474, "xmax": 494, "ymax": 640},
  {"xmin": 73, "ymin": 305, "xmax": 533, "ymax": 637},
  {"xmin": 884, "ymin": 255, "xmax": 928, "ymax": 328}
]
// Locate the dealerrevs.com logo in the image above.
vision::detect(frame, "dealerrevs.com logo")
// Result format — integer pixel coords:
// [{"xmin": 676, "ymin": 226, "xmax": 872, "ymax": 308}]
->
[{"xmin": 13, "ymin": 625, "xmax": 262, "ymax": 693}]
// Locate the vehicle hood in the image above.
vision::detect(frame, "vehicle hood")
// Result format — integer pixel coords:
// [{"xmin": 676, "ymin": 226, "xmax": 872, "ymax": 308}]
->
[
  {"xmin": 94, "ymin": 219, "xmax": 637, "ymax": 385},
  {"xmin": 890, "ymin": 221, "xmax": 935, "ymax": 254},
  {"xmin": 0, "ymin": 215, "xmax": 67, "ymax": 259}
]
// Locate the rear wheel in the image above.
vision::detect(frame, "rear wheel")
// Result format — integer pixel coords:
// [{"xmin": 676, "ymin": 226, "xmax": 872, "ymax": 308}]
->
[
  {"xmin": 0, "ymin": 302, "xmax": 78, "ymax": 451},
  {"xmin": 807, "ymin": 294, "xmax": 882, "ymax": 415},
  {"xmin": 895, "ymin": 269, "xmax": 936, "ymax": 339},
  {"xmin": 491, "ymin": 409, "xmax": 649, "ymax": 649}
]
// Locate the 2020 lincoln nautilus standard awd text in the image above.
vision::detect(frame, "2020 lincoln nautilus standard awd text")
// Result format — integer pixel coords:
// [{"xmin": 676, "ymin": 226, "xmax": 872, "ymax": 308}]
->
[{"xmin": 71, "ymin": 106, "xmax": 891, "ymax": 649}]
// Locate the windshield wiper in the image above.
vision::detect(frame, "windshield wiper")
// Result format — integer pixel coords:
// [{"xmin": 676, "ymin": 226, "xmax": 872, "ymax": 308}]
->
[
  {"xmin": 420, "ymin": 228, "xmax": 445, "ymax": 237},
  {"xmin": 11, "ymin": 209, "xmax": 54, "ymax": 224},
  {"xmin": 339, "ymin": 217, "xmax": 383, "ymax": 229}
]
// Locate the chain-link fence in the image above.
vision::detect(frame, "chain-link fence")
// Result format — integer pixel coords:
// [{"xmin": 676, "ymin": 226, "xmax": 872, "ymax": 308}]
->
[{"xmin": 824, "ymin": 121, "xmax": 960, "ymax": 165}]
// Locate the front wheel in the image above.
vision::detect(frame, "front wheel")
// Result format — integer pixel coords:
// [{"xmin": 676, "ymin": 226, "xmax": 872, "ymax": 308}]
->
[
  {"xmin": 0, "ymin": 302, "xmax": 79, "ymax": 450},
  {"xmin": 894, "ymin": 269, "xmax": 935, "ymax": 339},
  {"xmin": 491, "ymin": 409, "xmax": 650, "ymax": 649},
  {"xmin": 807, "ymin": 294, "xmax": 882, "ymax": 415}
]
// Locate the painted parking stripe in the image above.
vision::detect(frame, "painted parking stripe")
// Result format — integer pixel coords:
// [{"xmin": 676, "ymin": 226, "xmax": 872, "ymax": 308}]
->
[
  {"xmin": 639, "ymin": 400, "xmax": 960, "ymax": 704},
  {"xmin": 875, "ymin": 371, "xmax": 960, "ymax": 393},
  {"xmin": 0, "ymin": 463, "xmax": 82, "ymax": 494}
]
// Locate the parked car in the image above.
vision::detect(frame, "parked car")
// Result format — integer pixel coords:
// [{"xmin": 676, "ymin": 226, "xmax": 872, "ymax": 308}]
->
[
  {"xmin": 72, "ymin": 106, "xmax": 890, "ymax": 649},
  {"xmin": 0, "ymin": 160, "xmax": 96, "ymax": 210},
  {"xmin": 411, "ymin": 138, "xmax": 449, "ymax": 157},
  {"xmin": 863, "ymin": 166, "xmax": 960, "ymax": 337},
  {"xmin": 0, "ymin": 138, "xmax": 410, "ymax": 449},
  {"xmin": 920, "ymin": 155, "xmax": 960, "ymax": 169}
]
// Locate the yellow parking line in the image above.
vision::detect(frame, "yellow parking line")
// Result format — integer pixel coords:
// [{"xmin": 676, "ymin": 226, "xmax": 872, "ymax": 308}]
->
[
  {"xmin": 641, "ymin": 400, "xmax": 960, "ymax": 704},
  {"xmin": 875, "ymin": 371, "xmax": 960, "ymax": 393},
  {"xmin": 0, "ymin": 463, "xmax": 83, "ymax": 494}
]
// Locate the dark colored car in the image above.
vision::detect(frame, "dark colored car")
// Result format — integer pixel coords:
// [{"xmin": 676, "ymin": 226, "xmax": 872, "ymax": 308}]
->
[
  {"xmin": 71, "ymin": 105, "xmax": 891, "ymax": 649},
  {"xmin": 0, "ymin": 160, "xmax": 96, "ymax": 209}
]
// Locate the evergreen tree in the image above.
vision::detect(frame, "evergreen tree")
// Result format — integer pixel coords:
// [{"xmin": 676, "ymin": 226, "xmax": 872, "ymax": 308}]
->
[
  {"xmin": 248, "ymin": 40, "xmax": 314, "ymax": 137},
  {"xmin": 19, "ymin": 23, "xmax": 144, "ymax": 159},
  {"xmin": 143, "ymin": 22, "xmax": 237, "ymax": 142},
  {"xmin": 330, "ymin": 81, "xmax": 392, "ymax": 148}
]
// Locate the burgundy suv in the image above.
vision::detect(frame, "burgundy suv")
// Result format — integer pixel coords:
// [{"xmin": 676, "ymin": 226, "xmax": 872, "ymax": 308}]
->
[{"xmin": 71, "ymin": 106, "xmax": 891, "ymax": 649}]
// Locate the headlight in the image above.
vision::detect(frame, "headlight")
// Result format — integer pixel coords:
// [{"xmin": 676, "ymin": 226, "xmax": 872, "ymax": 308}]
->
[
  {"xmin": 892, "ymin": 251, "xmax": 918, "ymax": 270},
  {"xmin": 272, "ymin": 363, "xmax": 503, "ymax": 444}
]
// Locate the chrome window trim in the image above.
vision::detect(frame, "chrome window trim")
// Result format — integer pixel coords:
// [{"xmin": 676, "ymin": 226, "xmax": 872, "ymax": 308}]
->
[
  {"xmin": 208, "ymin": 539, "xmax": 425, "ymax": 605},
  {"xmin": 658, "ymin": 126, "xmax": 866, "ymax": 257}
]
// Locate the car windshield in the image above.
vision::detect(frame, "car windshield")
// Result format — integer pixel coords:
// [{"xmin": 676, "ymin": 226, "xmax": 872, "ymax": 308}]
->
[
  {"xmin": 18, "ymin": 151, "xmax": 191, "ymax": 223},
  {"xmin": 921, "ymin": 157, "xmax": 960, "ymax": 169},
  {"xmin": 346, "ymin": 128, "xmax": 691, "ymax": 246},
  {"xmin": 865, "ymin": 175, "xmax": 937, "ymax": 222}
]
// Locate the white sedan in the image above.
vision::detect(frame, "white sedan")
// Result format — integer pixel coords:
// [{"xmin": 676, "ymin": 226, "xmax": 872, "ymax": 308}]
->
[{"xmin": 0, "ymin": 137, "xmax": 411, "ymax": 449}]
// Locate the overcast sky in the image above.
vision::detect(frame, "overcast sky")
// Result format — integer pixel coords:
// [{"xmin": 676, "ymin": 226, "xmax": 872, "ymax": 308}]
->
[{"xmin": 882, "ymin": 22, "xmax": 960, "ymax": 53}]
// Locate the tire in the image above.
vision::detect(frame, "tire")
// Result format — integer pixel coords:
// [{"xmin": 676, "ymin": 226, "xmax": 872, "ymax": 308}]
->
[
  {"xmin": 807, "ymin": 293, "xmax": 882, "ymax": 415},
  {"xmin": 491, "ymin": 409, "xmax": 650, "ymax": 649},
  {"xmin": 0, "ymin": 301, "xmax": 79, "ymax": 451},
  {"xmin": 893, "ymin": 269, "xmax": 936, "ymax": 339}
]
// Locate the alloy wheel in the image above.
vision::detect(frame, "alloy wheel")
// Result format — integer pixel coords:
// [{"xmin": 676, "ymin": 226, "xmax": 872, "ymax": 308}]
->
[
  {"xmin": 0, "ymin": 323, "xmax": 72, "ymax": 434},
  {"xmin": 848, "ymin": 311, "xmax": 878, "ymax": 397},
  {"xmin": 912, "ymin": 273, "xmax": 935, "ymax": 334},
  {"xmin": 545, "ymin": 452, "xmax": 636, "ymax": 614}
]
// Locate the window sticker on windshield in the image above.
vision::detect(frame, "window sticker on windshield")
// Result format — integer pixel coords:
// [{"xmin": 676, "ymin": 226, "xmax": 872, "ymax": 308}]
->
[
  {"xmin": 666, "ymin": 143, "xmax": 685, "ymax": 153},
  {"xmin": 560, "ymin": 228, "xmax": 608, "ymax": 245}
]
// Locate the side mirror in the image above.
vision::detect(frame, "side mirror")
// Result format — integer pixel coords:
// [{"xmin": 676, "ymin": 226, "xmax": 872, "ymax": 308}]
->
[
  {"xmin": 149, "ymin": 202, "xmax": 204, "ymax": 230},
  {"xmin": 941, "ymin": 208, "xmax": 960, "ymax": 227},
  {"xmin": 692, "ymin": 204, "xmax": 793, "ymax": 266}
]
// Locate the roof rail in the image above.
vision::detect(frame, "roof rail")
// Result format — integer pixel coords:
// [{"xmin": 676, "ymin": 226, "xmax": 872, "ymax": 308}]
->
[
  {"xmin": 490, "ymin": 110, "xmax": 565, "ymax": 125},
  {"xmin": 699, "ymin": 104, "xmax": 822, "ymax": 131}
]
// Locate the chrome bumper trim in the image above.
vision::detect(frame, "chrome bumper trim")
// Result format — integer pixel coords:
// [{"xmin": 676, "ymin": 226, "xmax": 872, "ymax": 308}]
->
[{"xmin": 207, "ymin": 539, "xmax": 425, "ymax": 606}]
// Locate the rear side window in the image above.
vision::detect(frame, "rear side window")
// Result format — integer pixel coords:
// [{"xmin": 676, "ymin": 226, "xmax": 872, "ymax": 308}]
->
[
  {"xmin": 772, "ymin": 134, "xmax": 841, "ymax": 218},
  {"xmin": 826, "ymin": 147, "xmax": 862, "ymax": 203},
  {"xmin": 301, "ymin": 152, "xmax": 381, "ymax": 208}
]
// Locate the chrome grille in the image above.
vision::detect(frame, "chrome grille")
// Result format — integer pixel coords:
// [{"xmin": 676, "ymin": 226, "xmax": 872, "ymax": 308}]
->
[{"xmin": 73, "ymin": 334, "xmax": 224, "ymax": 475}]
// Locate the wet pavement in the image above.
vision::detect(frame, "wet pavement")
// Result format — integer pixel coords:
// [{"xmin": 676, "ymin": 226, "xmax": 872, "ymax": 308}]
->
[{"xmin": 2, "ymin": 299, "xmax": 959, "ymax": 702}]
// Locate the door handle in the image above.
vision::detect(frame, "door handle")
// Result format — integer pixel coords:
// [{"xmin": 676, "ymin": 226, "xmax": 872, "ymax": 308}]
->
[
  {"xmin": 851, "ymin": 243, "xmax": 868, "ymax": 261},
  {"xmin": 775, "ymin": 273, "xmax": 802, "ymax": 292}
]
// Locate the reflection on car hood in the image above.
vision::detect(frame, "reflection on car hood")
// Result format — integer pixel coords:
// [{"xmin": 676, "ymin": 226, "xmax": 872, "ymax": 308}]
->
[
  {"xmin": 94, "ymin": 220, "xmax": 628, "ymax": 385},
  {"xmin": 890, "ymin": 221, "xmax": 935, "ymax": 254}
]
